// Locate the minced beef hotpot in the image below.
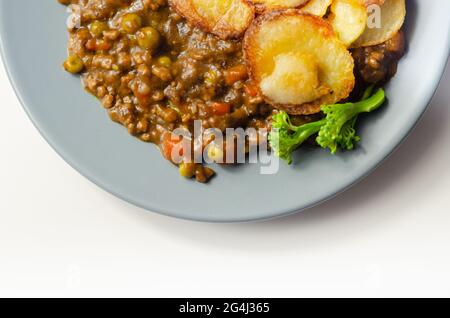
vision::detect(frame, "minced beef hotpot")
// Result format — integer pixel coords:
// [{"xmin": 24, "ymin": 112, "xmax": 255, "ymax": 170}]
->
[{"xmin": 58, "ymin": 0, "xmax": 405, "ymax": 182}]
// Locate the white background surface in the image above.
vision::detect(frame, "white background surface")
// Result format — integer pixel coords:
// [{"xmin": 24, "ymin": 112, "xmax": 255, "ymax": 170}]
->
[{"xmin": 0, "ymin": 55, "xmax": 449, "ymax": 298}]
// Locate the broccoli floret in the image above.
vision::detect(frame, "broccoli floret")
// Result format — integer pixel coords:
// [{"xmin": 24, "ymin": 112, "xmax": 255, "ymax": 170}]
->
[
  {"xmin": 335, "ymin": 86, "xmax": 374, "ymax": 151},
  {"xmin": 269, "ymin": 112, "xmax": 325, "ymax": 164},
  {"xmin": 317, "ymin": 88, "xmax": 385, "ymax": 153},
  {"xmin": 269, "ymin": 87, "xmax": 386, "ymax": 163},
  {"xmin": 335, "ymin": 115, "xmax": 361, "ymax": 151}
]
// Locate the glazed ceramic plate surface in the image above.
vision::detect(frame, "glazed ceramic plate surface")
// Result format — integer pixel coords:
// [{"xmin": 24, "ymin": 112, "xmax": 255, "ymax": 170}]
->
[{"xmin": 0, "ymin": 0, "xmax": 449, "ymax": 222}]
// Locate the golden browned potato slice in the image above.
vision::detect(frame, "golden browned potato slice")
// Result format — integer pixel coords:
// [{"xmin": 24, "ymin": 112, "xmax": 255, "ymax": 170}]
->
[
  {"xmin": 244, "ymin": 11, "xmax": 355, "ymax": 115},
  {"xmin": 250, "ymin": 0, "xmax": 309, "ymax": 12},
  {"xmin": 352, "ymin": 0, "xmax": 406, "ymax": 47},
  {"xmin": 300, "ymin": 0, "xmax": 332, "ymax": 17},
  {"xmin": 364, "ymin": 0, "xmax": 385, "ymax": 5},
  {"xmin": 169, "ymin": 0, "xmax": 254, "ymax": 39},
  {"xmin": 328, "ymin": 0, "xmax": 367, "ymax": 46}
]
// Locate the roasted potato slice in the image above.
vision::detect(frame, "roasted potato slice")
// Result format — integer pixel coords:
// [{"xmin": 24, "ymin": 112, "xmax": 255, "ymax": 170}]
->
[
  {"xmin": 244, "ymin": 11, "xmax": 355, "ymax": 115},
  {"xmin": 364, "ymin": 0, "xmax": 385, "ymax": 5},
  {"xmin": 352, "ymin": 0, "xmax": 406, "ymax": 47},
  {"xmin": 328, "ymin": 0, "xmax": 367, "ymax": 46},
  {"xmin": 300, "ymin": 0, "xmax": 332, "ymax": 17},
  {"xmin": 169, "ymin": 0, "xmax": 254, "ymax": 39},
  {"xmin": 250, "ymin": 0, "xmax": 309, "ymax": 12}
]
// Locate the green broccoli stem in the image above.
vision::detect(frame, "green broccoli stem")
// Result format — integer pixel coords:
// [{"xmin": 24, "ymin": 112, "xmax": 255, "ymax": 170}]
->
[
  {"xmin": 270, "ymin": 119, "xmax": 325, "ymax": 164},
  {"xmin": 361, "ymin": 85, "xmax": 375, "ymax": 100},
  {"xmin": 355, "ymin": 87, "xmax": 385, "ymax": 112},
  {"xmin": 290, "ymin": 119, "xmax": 326, "ymax": 142},
  {"xmin": 328, "ymin": 89, "xmax": 385, "ymax": 133}
]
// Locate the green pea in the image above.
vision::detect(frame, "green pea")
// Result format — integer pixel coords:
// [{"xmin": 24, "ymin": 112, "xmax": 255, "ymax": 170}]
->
[
  {"xmin": 179, "ymin": 162, "xmax": 195, "ymax": 179},
  {"xmin": 136, "ymin": 26, "xmax": 161, "ymax": 51},
  {"xmin": 121, "ymin": 13, "xmax": 142, "ymax": 34},
  {"xmin": 63, "ymin": 55, "xmax": 84, "ymax": 74},
  {"xmin": 157, "ymin": 56, "xmax": 172, "ymax": 68},
  {"xmin": 89, "ymin": 20, "xmax": 108, "ymax": 38}
]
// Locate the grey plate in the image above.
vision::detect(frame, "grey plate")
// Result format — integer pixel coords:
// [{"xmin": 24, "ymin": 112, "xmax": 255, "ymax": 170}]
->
[{"xmin": 1, "ymin": 0, "xmax": 449, "ymax": 222}]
